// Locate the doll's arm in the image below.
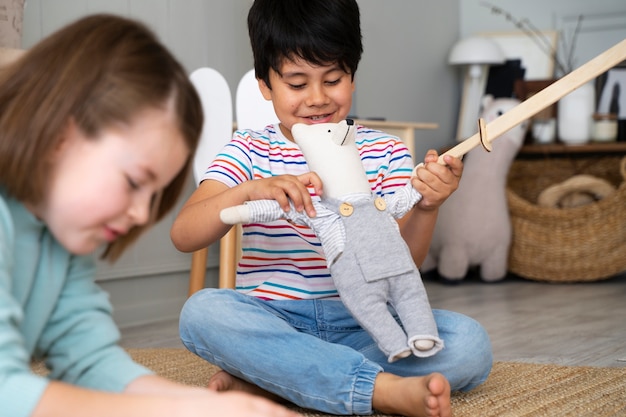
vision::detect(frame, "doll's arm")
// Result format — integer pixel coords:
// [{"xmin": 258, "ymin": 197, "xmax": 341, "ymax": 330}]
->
[
  {"xmin": 220, "ymin": 199, "xmax": 326, "ymax": 226},
  {"xmin": 220, "ymin": 200, "xmax": 346, "ymax": 265},
  {"xmin": 220, "ymin": 200, "xmax": 284, "ymax": 224},
  {"xmin": 306, "ymin": 203, "xmax": 345, "ymax": 265},
  {"xmin": 384, "ymin": 180, "xmax": 423, "ymax": 219}
]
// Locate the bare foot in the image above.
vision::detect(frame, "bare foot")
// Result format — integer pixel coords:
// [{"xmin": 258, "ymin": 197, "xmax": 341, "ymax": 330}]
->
[
  {"xmin": 208, "ymin": 370, "xmax": 286, "ymax": 404},
  {"xmin": 372, "ymin": 372, "xmax": 451, "ymax": 417}
]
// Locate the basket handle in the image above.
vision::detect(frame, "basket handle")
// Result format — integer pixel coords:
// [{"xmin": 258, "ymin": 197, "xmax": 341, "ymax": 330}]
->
[{"xmin": 438, "ymin": 39, "xmax": 626, "ymax": 164}]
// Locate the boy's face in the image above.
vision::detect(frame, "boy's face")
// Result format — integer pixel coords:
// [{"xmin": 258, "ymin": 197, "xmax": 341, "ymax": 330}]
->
[{"xmin": 258, "ymin": 56, "xmax": 355, "ymax": 142}]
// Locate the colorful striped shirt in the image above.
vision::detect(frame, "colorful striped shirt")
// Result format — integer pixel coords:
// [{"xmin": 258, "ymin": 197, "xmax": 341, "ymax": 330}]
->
[{"xmin": 202, "ymin": 123, "xmax": 414, "ymax": 300}]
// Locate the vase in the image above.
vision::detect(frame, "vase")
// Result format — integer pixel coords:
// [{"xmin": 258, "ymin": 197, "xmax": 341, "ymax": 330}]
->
[{"xmin": 557, "ymin": 82, "xmax": 595, "ymax": 145}]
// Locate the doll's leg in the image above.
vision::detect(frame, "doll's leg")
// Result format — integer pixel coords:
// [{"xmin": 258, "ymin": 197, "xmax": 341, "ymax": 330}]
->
[
  {"xmin": 307, "ymin": 300, "xmax": 491, "ymax": 413},
  {"xmin": 389, "ymin": 274, "xmax": 443, "ymax": 357},
  {"xmin": 349, "ymin": 308, "xmax": 493, "ymax": 392},
  {"xmin": 337, "ymin": 280, "xmax": 413, "ymax": 362},
  {"xmin": 330, "ymin": 255, "xmax": 413, "ymax": 362},
  {"xmin": 179, "ymin": 289, "xmax": 383, "ymax": 415}
]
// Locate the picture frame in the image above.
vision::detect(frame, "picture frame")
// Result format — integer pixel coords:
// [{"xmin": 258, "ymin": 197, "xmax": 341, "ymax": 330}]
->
[
  {"xmin": 513, "ymin": 79, "xmax": 558, "ymax": 144},
  {"xmin": 481, "ymin": 31, "xmax": 558, "ymax": 80},
  {"xmin": 513, "ymin": 79, "xmax": 558, "ymax": 118},
  {"xmin": 596, "ymin": 61, "xmax": 626, "ymax": 119}
]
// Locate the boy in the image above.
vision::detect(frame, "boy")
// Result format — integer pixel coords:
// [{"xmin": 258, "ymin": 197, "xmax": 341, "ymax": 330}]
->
[{"xmin": 171, "ymin": 1, "xmax": 492, "ymax": 416}]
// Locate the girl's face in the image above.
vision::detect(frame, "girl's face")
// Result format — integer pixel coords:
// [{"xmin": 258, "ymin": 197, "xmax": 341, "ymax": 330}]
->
[
  {"xmin": 33, "ymin": 104, "xmax": 188, "ymax": 256},
  {"xmin": 258, "ymin": 56, "xmax": 355, "ymax": 141}
]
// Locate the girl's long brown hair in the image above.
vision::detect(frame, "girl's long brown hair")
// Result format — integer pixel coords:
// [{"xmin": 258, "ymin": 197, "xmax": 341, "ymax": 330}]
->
[{"xmin": 0, "ymin": 14, "xmax": 203, "ymax": 261}]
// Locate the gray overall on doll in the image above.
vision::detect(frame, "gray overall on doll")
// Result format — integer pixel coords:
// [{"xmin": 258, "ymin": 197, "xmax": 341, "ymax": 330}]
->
[{"xmin": 220, "ymin": 120, "xmax": 444, "ymax": 362}]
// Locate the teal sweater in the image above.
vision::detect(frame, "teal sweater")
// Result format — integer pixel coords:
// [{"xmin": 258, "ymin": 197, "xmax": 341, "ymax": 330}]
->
[{"xmin": 0, "ymin": 189, "xmax": 152, "ymax": 417}]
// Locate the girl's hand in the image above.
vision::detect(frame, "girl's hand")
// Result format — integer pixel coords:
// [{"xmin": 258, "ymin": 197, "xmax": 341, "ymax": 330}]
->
[
  {"xmin": 33, "ymin": 377, "xmax": 301, "ymax": 417},
  {"xmin": 243, "ymin": 173, "xmax": 322, "ymax": 217},
  {"xmin": 124, "ymin": 375, "xmax": 301, "ymax": 417},
  {"xmin": 411, "ymin": 150, "xmax": 463, "ymax": 211},
  {"xmin": 178, "ymin": 390, "xmax": 302, "ymax": 417}
]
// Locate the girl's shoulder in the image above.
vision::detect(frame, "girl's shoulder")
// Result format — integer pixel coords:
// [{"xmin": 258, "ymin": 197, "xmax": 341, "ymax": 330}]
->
[{"xmin": 0, "ymin": 189, "xmax": 16, "ymax": 243}]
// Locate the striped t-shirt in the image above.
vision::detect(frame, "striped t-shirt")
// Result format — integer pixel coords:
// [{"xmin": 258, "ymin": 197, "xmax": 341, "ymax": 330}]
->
[{"xmin": 203, "ymin": 123, "xmax": 414, "ymax": 300}]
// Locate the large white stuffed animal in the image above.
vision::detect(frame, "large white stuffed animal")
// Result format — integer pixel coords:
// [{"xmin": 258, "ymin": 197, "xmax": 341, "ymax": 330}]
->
[
  {"xmin": 220, "ymin": 119, "xmax": 443, "ymax": 362},
  {"xmin": 421, "ymin": 95, "xmax": 529, "ymax": 281}
]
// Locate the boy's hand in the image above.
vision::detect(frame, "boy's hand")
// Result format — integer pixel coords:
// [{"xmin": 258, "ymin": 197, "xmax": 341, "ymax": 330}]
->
[
  {"xmin": 411, "ymin": 150, "xmax": 463, "ymax": 211},
  {"xmin": 245, "ymin": 173, "xmax": 323, "ymax": 217}
]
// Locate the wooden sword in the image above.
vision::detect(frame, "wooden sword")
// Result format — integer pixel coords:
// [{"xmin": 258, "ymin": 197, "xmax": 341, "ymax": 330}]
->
[{"xmin": 438, "ymin": 38, "xmax": 626, "ymax": 163}]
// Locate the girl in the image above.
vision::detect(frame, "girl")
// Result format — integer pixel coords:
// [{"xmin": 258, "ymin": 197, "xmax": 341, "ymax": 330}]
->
[{"xmin": 0, "ymin": 14, "xmax": 299, "ymax": 417}]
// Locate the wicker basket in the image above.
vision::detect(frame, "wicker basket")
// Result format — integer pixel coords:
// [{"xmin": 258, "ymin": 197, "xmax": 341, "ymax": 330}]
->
[{"xmin": 506, "ymin": 155, "xmax": 626, "ymax": 282}]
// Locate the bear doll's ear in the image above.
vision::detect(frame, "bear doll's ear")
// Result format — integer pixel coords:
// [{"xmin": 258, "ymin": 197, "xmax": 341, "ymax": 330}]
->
[{"xmin": 332, "ymin": 119, "xmax": 356, "ymax": 146}]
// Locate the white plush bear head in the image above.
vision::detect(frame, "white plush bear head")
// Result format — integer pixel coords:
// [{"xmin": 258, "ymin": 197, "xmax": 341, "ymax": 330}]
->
[{"xmin": 292, "ymin": 119, "xmax": 371, "ymax": 199}]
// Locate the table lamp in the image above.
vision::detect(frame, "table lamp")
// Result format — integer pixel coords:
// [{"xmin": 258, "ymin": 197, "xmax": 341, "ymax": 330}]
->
[{"xmin": 449, "ymin": 36, "xmax": 505, "ymax": 141}]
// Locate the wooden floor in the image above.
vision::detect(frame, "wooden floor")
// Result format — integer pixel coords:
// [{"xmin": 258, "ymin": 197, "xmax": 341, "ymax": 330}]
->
[{"xmin": 121, "ymin": 271, "xmax": 626, "ymax": 368}]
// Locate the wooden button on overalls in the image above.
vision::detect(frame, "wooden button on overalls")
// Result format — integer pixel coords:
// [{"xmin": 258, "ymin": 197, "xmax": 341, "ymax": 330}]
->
[
  {"xmin": 339, "ymin": 202, "xmax": 354, "ymax": 217},
  {"xmin": 374, "ymin": 197, "xmax": 387, "ymax": 211}
]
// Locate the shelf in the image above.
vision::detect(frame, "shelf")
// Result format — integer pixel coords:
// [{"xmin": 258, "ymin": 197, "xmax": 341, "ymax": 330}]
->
[
  {"xmin": 353, "ymin": 119, "xmax": 439, "ymax": 159},
  {"xmin": 353, "ymin": 119, "xmax": 438, "ymax": 131},
  {"xmin": 519, "ymin": 142, "xmax": 626, "ymax": 155}
]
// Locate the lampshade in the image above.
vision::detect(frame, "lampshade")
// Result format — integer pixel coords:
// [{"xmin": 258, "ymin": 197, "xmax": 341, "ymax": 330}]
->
[
  {"xmin": 449, "ymin": 36, "xmax": 506, "ymax": 142},
  {"xmin": 448, "ymin": 36, "xmax": 505, "ymax": 65}
]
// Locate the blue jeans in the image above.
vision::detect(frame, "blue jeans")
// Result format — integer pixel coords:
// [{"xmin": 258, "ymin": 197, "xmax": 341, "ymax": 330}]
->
[{"xmin": 179, "ymin": 289, "xmax": 492, "ymax": 415}]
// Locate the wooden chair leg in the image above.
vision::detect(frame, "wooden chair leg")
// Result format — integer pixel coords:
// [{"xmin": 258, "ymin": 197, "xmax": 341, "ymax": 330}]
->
[
  {"xmin": 188, "ymin": 226, "xmax": 239, "ymax": 295},
  {"xmin": 218, "ymin": 226, "xmax": 238, "ymax": 289},
  {"xmin": 188, "ymin": 247, "xmax": 208, "ymax": 297}
]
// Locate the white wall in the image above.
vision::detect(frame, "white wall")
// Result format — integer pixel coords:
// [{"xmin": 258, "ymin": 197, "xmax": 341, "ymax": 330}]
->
[
  {"xmin": 460, "ymin": 0, "xmax": 626, "ymax": 76},
  {"xmin": 22, "ymin": 0, "xmax": 254, "ymax": 98},
  {"xmin": 22, "ymin": 0, "xmax": 462, "ymax": 158},
  {"xmin": 357, "ymin": 0, "xmax": 459, "ymax": 155}
]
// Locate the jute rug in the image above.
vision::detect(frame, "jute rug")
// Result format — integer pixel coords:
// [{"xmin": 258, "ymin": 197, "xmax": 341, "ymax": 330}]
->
[
  {"xmin": 128, "ymin": 348, "xmax": 626, "ymax": 417},
  {"xmin": 34, "ymin": 348, "xmax": 626, "ymax": 416}
]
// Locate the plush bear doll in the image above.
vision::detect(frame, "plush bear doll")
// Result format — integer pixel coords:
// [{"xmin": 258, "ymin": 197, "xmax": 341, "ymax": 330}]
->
[
  {"xmin": 421, "ymin": 95, "xmax": 529, "ymax": 282},
  {"xmin": 220, "ymin": 119, "xmax": 443, "ymax": 363}
]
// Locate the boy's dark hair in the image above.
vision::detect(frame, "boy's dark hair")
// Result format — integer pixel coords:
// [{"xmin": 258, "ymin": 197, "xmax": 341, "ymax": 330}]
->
[{"xmin": 247, "ymin": 0, "xmax": 363, "ymax": 88}]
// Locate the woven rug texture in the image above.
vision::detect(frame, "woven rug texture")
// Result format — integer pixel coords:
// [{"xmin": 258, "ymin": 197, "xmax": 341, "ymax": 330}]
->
[{"xmin": 33, "ymin": 348, "xmax": 626, "ymax": 416}]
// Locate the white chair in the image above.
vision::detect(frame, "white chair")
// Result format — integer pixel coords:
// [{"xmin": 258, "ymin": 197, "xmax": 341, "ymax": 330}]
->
[
  {"xmin": 235, "ymin": 69, "xmax": 279, "ymax": 130},
  {"xmin": 188, "ymin": 67, "xmax": 236, "ymax": 295}
]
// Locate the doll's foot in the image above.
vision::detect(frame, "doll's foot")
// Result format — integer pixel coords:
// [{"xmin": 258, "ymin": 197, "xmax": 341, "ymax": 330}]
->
[
  {"xmin": 208, "ymin": 370, "xmax": 285, "ymax": 403},
  {"xmin": 409, "ymin": 336, "xmax": 443, "ymax": 357},
  {"xmin": 414, "ymin": 339, "xmax": 435, "ymax": 351},
  {"xmin": 373, "ymin": 372, "xmax": 451, "ymax": 417},
  {"xmin": 389, "ymin": 348, "xmax": 412, "ymax": 363}
]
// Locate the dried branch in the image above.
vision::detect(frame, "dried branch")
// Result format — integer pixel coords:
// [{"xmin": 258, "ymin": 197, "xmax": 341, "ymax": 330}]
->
[
  {"xmin": 564, "ymin": 15, "xmax": 583, "ymax": 73},
  {"xmin": 480, "ymin": 2, "xmax": 581, "ymax": 76}
]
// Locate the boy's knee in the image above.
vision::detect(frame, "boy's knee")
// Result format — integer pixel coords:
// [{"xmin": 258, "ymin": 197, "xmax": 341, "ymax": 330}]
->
[
  {"xmin": 454, "ymin": 316, "xmax": 493, "ymax": 391},
  {"xmin": 436, "ymin": 311, "xmax": 492, "ymax": 391},
  {"xmin": 180, "ymin": 289, "xmax": 208, "ymax": 323},
  {"xmin": 179, "ymin": 289, "xmax": 223, "ymax": 336},
  {"xmin": 179, "ymin": 288, "xmax": 246, "ymax": 334}
]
